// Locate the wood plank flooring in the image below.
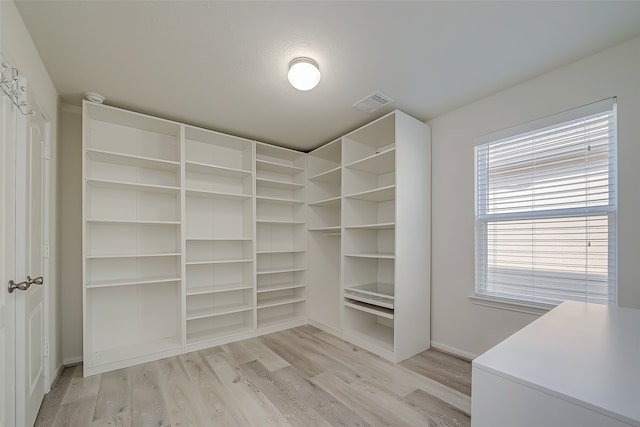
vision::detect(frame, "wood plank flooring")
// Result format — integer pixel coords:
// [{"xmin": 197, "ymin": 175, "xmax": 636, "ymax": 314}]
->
[{"xmin": 35, "ymin": 326, "xmax": 471, "ymax": 427}]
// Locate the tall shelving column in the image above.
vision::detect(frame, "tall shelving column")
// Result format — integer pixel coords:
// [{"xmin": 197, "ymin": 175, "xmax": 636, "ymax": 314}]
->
[
  {"xmin": 307, "ymin": 139, "xmax": 342, "ymax": 334},
  {"xmin": 183, "ymin": 127, "xmax": 255, "ymax": 352},
  {"xmin": 341, "ymin": 111, "xmax": 431, "ymax": 363},
  {"xmin": 255, "ymin": 143, "xmax": 307, "ymax": 332},
  {"xmin": 82, "ymin": 102, "xmax": 183, "ymax": 376}
]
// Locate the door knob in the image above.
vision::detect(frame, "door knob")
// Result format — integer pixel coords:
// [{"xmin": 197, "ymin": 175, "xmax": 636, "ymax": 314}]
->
[
  {"xmin": 28, "ymin": 276, "xmax": 44, "ymax": 286},
  {"xmin": 8, "ymin": 279, "xmax": 29, "ymax": 293},
  {"xmin": 7, "ymin": 276, "xmax": 43, "ymax": 293}
]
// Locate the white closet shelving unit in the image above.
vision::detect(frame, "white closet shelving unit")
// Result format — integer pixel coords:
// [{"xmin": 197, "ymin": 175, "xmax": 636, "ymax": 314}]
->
[
  {"xmin": 83, "ymin": 102, "xmax": 430, "ymax": 375},
  {"xmin": 82, "ymin": 102, "xmax": 183, "ymax": 376},
  {"xmin": 255, "ymin": 143, "xmax": 308, "ymax": 332},
  {"xmin": 183, "ymin": 126, "xmax": 255, "ymax": 352},
  {"xmin": 307, "ymin": 139, "xmax": 343, "ymax": 334},
  {"xmin": 341, "ymin": 111, "xmax": 431, "ymax": 363}
]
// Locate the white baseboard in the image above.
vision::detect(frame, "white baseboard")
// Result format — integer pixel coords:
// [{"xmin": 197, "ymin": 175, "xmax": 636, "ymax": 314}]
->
[
  {"xmin": 48, "ymin": 362, "xmax": 64, "ymax": 389},
  {"xmin": 430, "ymin": 341, "xmax": 478, "ymax": 361},
  {"xmin": 308, "ymin": 319, "xmax": 343, "ymax": 339},
  {"xmin": 63, "ymin": 356, "xmax": 83, "ymax": 366}
]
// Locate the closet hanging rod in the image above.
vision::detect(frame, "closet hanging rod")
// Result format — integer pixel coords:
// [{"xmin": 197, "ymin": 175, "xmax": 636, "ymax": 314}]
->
[{"xmin": 1, "ymin": 52, "xmax": 34, "ymax": 116}]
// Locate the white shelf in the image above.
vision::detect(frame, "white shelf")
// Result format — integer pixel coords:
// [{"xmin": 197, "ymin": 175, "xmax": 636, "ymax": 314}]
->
[
  {"xmin": 256, "ymin": 220, "xmax": 306, "ymax": 225},
  {"xmin": 257, "ymin": 249, "xmax": 305, "ymax": 254},
  {"xmin": 257, "ymin": 267, "xmax": 306, "ymax": 275},
  {"xmin": 344, "ymin": 147, "xmax": 395, "ymax": 174},
  {"xmin": 185, "ymin": 259, "xmax": 252, "ymax": 265},
  {"xmin": 344, "ymin": 185, "xmax": 395, "ymax": 202},
  {"xmin": 344, "ymin": 282, "xmax": 394, "ymax": 299},
  {"xmin": 344, "ymin": 252, "xmax": 395, "ymax": 259},
  {"xmin": 87, "ymin": 338, "xmax": 181, "ymax": 369},
  {"xmin": 86, "ymin": 149, "xmax": 180, "ymax": 170},
  {"xmin": 185, "ymin": 188, "xmax": 252, "ymax": 200},
  {"xmin": 308, "ymin": 166, "xmax": 341, "ymax": 184},
  {"xmin": 186, "ymin": 304, "xmax": 253, "ymax": 321},
  {"xmin": 86, "ymin": 252, "xmax": 181, "ymax": 259},
  {"xmin": 257, "ymin": 283, "xmax": 306, "ymax": 293},
  {"xmin": 187, "ymin": 323, "xmax": 253, "ymax": 345},
  {"xmin": 344, "ymin": 222, "xmax": 395, "ymax": 230},
  {"xmin": 185, "ymin": 161, "xmax": 251, "ymax": 178},
  {"xmin": 185, "ymin": 237, "xmax": 252, "ymax": 242},
  {"xmin": 308, "ymin": 226, "xmax": 341, "ymax": 233},
  {"xmin": 258, "ymin": 295, "xmax": 307, "ymax": 309},
  {"xmin": 86, "ymin": 219, "xmax": 180, "ymax": 225},
  {"xmin": 308, "ymin": 196, "xmax": 341, "ymax": 207},
  {"xmin": 186, "ymin": 283, "xmax": 254, "ymax": 296},
  {"xmin": 256, "ymin": 159, "xmax": 304, "ymax": 175},
  {"xmin": 256, "ymin": 196, "xmax": 305, "ymax": 205},
  {"xmin": 86, "ymin": 276, "xmax": 181, "ymax": 289},
  {"xmin": 86, "ymin": 178, "xmax": 180, "ymax": 193},
  {"xmin": 256, "ymin": 178, "xmax": 305, "ymax": 191},
  {"xmin": 344, "ymin": 293, "xmax": 394, "ymax": 310},
  {"xmin": 344, "ymin": 299, "xmax": 394, "ymax": 319}
]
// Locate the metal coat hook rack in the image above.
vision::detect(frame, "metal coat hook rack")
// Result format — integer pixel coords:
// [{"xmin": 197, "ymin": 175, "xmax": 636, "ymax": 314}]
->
[{"xmin": 1, "ymin": 54, "xmax": 35, "ymax": 116}]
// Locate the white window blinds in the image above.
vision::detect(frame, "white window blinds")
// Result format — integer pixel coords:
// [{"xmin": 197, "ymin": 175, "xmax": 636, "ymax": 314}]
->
[{"xmin": 475, "ymin": 99, "xmax": 617, "ymax": 306}]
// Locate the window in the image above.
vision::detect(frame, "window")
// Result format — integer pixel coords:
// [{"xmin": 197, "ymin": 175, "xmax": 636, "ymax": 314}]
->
[{"xmin": 475, "ymin": 99, "xmax": 617, "ymax": 306}]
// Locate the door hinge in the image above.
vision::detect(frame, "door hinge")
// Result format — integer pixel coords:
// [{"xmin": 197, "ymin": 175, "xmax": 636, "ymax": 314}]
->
[
  {"xmin": 43, "ymin": 244, "xmax": 50, "ymax": 258},
  {"xmin": 44, "ymin": 144, "xmax": 50, "ymax": 160},
  {"xmin": 44, "ymin": 342, "xmax": 50, "ymax": 357}
]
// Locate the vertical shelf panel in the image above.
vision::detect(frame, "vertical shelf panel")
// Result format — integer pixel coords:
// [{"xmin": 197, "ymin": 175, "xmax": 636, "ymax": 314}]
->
[
  {"xmin": 341, "ymin": 111, "xmax": 431, "ymax": 363},
  {"xmin": 307, "ymin": 138, "xmax": 343, "ymax": 333},
  {"xmin": 256, "ymin": 143, "xmax": 307, "ymax": 331},
  {"xmin": 183, "ymin": 127, "xmax": 255, "ymax": 349},
  {"xmin": 83, "ymin": 101, "xmax": 183, "ymax": 376}
]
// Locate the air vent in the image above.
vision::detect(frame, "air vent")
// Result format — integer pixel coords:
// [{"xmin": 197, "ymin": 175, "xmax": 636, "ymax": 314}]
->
[{"xmin": 352, "ymin": 91, "xmax": 394, "ymax": 113}]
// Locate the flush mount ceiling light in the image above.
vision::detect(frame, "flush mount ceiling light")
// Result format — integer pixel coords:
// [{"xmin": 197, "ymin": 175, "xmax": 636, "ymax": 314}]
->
[{"xmin": 288, "ymin": 57, "xmax": 321, "ymax": 91}]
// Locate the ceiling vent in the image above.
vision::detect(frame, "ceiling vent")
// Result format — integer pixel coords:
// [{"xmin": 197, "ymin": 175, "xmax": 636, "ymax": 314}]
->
[{"xmin": 352, "ymin": 91, "xmax": 394, "ymax": 113}]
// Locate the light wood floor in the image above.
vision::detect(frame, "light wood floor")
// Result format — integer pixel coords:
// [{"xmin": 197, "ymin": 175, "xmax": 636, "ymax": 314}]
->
[{"xmin": 35, "ymin": 326, "xmax": 471, "ymax": 427}]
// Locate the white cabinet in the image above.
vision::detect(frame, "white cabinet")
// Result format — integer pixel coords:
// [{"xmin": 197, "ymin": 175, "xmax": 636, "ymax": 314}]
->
[
  {"xmin": 83, "ymin": 103, "xmax": 183, "ymax": 376},
  {"xmin": 341, "ymin": 111, "xmax": 431, "ymax": 363},
  {"xmin": 255, "ymin": 143, "xmax": 307, "ymax": 332},
  {"xmin": 183, "ymin": 127, "xmax": 255, "ymax": 352},
  {"xmin": 472, "ymin": 301, "xmax": 640, "ymax": 427}
]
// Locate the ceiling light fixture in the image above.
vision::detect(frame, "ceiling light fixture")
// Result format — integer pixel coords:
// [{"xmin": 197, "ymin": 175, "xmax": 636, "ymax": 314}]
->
[{"xmin": 288, "ymin": 57, "xmax": 321, "ymax": 91}]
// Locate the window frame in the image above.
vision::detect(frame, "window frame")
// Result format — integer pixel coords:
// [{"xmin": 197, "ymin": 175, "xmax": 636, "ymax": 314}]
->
[{"xmin": 474, "ymin": 98, "xmax": 618, "ymax": 308}]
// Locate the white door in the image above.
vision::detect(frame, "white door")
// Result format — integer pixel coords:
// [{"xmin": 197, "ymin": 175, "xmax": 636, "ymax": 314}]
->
[
  {"xmin": 1, "ymin": 72, "xmax": 48, "ymax": 425},
  {"xmin": 1, "ymin": 91, "xmax": 18, "ymax": 427},
  {"xmin": 13, "ymin": 105, "xmax": 48, "ymax": 427}
]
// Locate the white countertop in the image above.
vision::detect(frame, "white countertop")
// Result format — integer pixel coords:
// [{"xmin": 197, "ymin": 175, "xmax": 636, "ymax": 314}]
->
[{"xmin": 473, "ymin": 301, "xmax": 640, "ymax": 426}]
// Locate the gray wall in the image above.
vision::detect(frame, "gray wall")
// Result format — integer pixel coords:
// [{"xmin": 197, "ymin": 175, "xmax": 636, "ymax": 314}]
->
[
  {"xmin": 428, "ymin": 35, "xmax": 640, "ymax": 358},
  {"xmin": 60, "ymin": 107, "xmax": 83, "ymax": 364}
]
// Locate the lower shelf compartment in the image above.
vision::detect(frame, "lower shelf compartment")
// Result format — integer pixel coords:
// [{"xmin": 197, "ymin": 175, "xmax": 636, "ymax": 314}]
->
[
  {"xmin": 88, "ymin": 337, "xmax": 181, "ymax": 369},
  {"xmin": 187, "ymin": 311, "xmax": 253, "ymax": 345},
  {"xmin": 86, "ymin": 282, "xmax": 181, "ymax": 369},
  {"xmin": 257, "ymin": 300, "xmax": 306, "ymax": 330},
  {"xmin": 344, "ymin": 305, "xmax": 394, "ymax": 353}
]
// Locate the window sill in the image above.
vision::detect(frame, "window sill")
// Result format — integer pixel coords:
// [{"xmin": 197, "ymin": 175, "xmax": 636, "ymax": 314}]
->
[{"xmin": 469, "ymin": 294, "xmax": 556, "ymax": 316}]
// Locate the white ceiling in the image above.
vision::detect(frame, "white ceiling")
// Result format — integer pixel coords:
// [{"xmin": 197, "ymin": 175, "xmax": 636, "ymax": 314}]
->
[{"xmin": 16, "ymin": 1, "xmax": 640, "ymax": 151}]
